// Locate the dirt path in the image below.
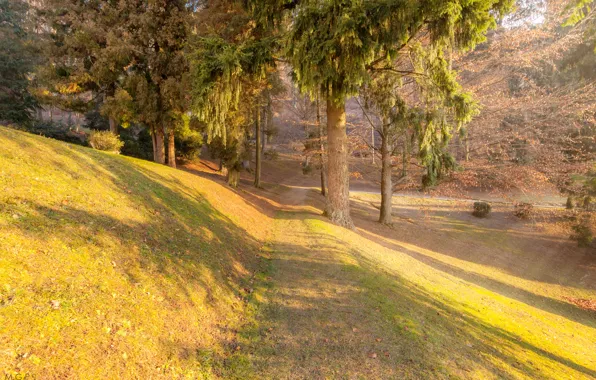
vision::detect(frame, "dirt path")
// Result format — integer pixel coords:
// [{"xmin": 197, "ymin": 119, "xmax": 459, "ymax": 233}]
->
[
  {"xmin": 184, "ymin": 158, "xmax": 596, "ymax": 379},
  {"xmin": 245, "ymin": 186, "xmax": 435, "ymax": 379}
]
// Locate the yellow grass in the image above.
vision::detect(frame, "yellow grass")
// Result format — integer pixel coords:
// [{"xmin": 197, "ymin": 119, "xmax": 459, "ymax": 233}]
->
[
  {"xmin": 0, "ymin": 127, "xmax": 272, "ymax": 378},
  {"xmin": 1, "ymin": 126, "xmax": 595, "ymax": 379}
]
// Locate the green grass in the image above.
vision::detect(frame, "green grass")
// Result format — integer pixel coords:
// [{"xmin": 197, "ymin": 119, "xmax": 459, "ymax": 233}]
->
[
  {"xmin": 242, "ymin": 195, "xmax": 596, "ymax": 379},
  {"xmin": 0, "ymin": 127, "xmax": 272, "ymax": 378},
  {"xmin": 1, "ymin": 126, "xmax": 595, "ymax": 379}
]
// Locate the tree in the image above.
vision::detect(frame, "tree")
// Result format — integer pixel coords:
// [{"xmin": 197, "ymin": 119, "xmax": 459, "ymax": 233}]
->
[
  {"xmin": 254, "ymin": 98, "xmax": 262, "ymax": 187},
  {"xmin": 249, "ymin": 0, "xmax": 513, "ymax": 228},
  {"xmin": 189, "ymin": 1, "xmax": 277, "ymax": 184},
  {"xmin": 316, "ymin": 93, "xmax": 328, "ymax": 196},
  {"xmin": 38, "ymin": 0, "xmax": 189, "ymax": 166},
  {"xmin": 361, "ymin": 68, "xmax": 477, "ymax": 224},
  {"xmin": 37, "ymin": 0, "xmax": 132, "ymax": 134},
  {"xmin": 118, "ymin": 0, "xmax": 190, "ymax": 167},
  {"xmin": 0, "ymin": 0, "xmax": 38, "ymax": 124}
]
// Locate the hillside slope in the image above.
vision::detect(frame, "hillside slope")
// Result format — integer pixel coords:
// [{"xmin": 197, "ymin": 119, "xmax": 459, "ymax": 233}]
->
[
  {"xmin": 0, "ymin": 127, "xmax": 272, "ymax": 378},
  {"xmin": 1, "ymin": 127, "xmax": 595, "ymax": 379}
]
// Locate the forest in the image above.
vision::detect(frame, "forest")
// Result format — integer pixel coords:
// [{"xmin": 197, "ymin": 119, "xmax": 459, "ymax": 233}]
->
[{"xmin": 0, "ymin": 0, "xmax": 595, "ymax": 378}]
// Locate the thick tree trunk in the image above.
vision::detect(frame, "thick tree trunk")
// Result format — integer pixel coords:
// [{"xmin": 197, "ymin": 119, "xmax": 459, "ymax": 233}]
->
[
  {"xmin": 228, "ymin": 168, "xmax": 240, "ymax": 187},
  {"xmin": 167, "ymin": 128, "xmax": 176, "ymax": 168},
  {"xmin": 254, "ymin": 106, "xmax": 262, "ymax": 187},
  {"xmin": 316, "ymin": 94, "xmax": 327, "ymax": 196},
  {"xmin": 109, "ymin": 117, "xmax": 118, "ymax": 135},
  {"xmin": 153, "ymin": 125, "xmax": 166, "ymax": 164},
  {"xmin": 379, "ymin": 123, "xmax": 393, "ymax": 225},
  {"xmin": 325, "ymin": 98, "xmax": 354, "ymax": 228}
]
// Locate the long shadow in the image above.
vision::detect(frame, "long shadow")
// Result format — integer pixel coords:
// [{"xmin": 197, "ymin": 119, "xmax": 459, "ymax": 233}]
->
[
  {"xmin": 357, "ymin": 228, "xmax": 596, "ymax": 329},
  {"xmin": 350, "ymin": 197, "xmax": 596, "ymax": 291},
  {"xmin": 348, "ymin": 249, "xmax": 596, "ymax": 379},
  {"xmin": 2, "ymin": 129, "xmax": 280, "ymax": 372},
  {"xmin": 304, "ymin": 224, "xmax": 596, "ymax": 378},
  {"xmin": 232, "ymin": 212, "xmax": 595, "ymax": 378}
]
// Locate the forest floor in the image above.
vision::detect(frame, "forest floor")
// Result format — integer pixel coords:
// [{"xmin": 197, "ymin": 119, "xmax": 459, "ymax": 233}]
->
[
  {"xmin": 2, "ymin": 127, "xmax": 595, "ymax": 379},
  {"xmin": 186, "ymin": 152, "xmax": 596, "ymax": 379}
]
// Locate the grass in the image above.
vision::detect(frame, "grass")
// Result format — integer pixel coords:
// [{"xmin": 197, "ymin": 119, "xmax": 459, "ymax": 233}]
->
[
  {"xmin": 0, "ymin": 127, "xmax": 273, "ymax": 378},
  {"xmin": 1, "ymin": 126, "xmax": 595, "ymax": 379},
  {"xmin": 239, "ymin": 183, "xmax": 595, "ymax": 378}
]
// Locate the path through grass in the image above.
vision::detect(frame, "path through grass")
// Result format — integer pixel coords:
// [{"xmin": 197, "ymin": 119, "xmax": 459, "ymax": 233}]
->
[{"xmin": 240, "ymin": 186, "xmax": 596, "ymax": 379}]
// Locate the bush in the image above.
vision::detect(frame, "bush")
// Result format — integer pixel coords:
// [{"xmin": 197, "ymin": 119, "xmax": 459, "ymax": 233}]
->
[
  {"xmin": 566, "ymin": 196, "xmax": 575, "ymax": 210},
  {"xmin": 264, "ymin": 149, "xmax": 279, "ymax": 160},
  {"xmin": 571, "ymin": 216, "xmax": 594, "ymax": 248},
  {"xmin": 88, "ymin": 130, "xmax": 124, "ymax": 153},
  {"xmin": 302, "ymin": 163, "xmax": 313, "ymax": 175},
  {"xmin": 472, "ymin": 201, "xmax": 491, "ymax": 218},
  {"xmin": 120, "ymin": 126, "xmax": 154, "ymax": 160},
  {"xmin": 514, "ymin": 202, "xmax": 533, "ymax": 219}
]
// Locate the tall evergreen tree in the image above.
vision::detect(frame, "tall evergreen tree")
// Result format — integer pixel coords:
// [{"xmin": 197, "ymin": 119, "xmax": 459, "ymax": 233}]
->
[
  {"xmin": 248, "ymin": 0, "xmax": 513, "ymax": 228},
  {"xmin": 118, "ymin": 0, "xmax": 190, "ymax": 167},
  {"xmin": 189, "ymin": 0, "xmax": 277, "ymax": 183}
]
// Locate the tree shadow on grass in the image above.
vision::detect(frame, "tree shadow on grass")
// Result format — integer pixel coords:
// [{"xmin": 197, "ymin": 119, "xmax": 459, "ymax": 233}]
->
[
  {"xmin": 356, "ymin": 226, "xmax": 596, "ymax": 329},
  {"xmin": 2, "ymin": 129, "xmax": 280, "ymax": 374},
  {"xmin": 223, "ymin": 209, "xmax": 595, "ymax": 379},
  {"xmin": 349, "ymin": 194, "xmax": 596, "ymax": 293}
]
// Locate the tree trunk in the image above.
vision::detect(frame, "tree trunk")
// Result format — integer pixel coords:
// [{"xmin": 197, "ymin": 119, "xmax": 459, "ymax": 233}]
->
[
  {"xmin": 109, "ymin": 117, "xmax": 118, "ymax": 135},
  {"xmin": 153, "ymin": 125, "xmax": 165, "ymax": 164},
  {"xmin": 254, "ymin": 105, "xmax": 262, "ymax": 188},
  {"xmin": 402, "ymin": 133, "xmax": 409, "ymax": 177},
  {"xmin": 316, "ymin": 94, "xmax": 327, "ymax": 196},
  {"xmin": 152, "ymin": 127, "xmax": 157, "ymax": 161},
  {"xmin": 464, "ymin": 135, "xmax": 470, "ymax": 161},
  {"xmin": 379, "ymin": 122, "xmax": 393, "ymax": 225},
  {"xmin": 262, "ymin": 106, "xmax": 267, "ymax": 152},
  {"xmin": 325, "ymin": 98, "xmax": 354, "ymax": 228},
  {"xmin": 228, "ymin": 168, "xmax": 240, "ymax": 187},
  {"xmin": 371, "ymin": 125, "xmax": 375, "ymax": 164},
  {"xmin": 167, "ymin": 128, "xmax": 176, "ymax": 168}
]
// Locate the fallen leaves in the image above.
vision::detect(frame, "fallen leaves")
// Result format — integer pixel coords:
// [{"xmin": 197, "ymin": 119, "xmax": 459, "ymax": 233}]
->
[{"xmin": 563, "ymin": 296, "xmax": 596, "ymax": 312}]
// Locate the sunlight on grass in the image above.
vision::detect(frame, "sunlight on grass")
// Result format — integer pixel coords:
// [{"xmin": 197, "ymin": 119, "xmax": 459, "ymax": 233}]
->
[{"xmin": 0, "ymin": 127, "xmax": 273, "ymax": 378}]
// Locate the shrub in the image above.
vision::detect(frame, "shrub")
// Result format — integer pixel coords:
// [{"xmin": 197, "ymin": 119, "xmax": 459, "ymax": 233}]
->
[
  {"xmin": 88, "ymin": 130, "xmax": 124, "ymax": 153},
  {"xmin": 264, "ymin": 149, "xmax": 279, "ymax": 160},
  {"xmin": 472, "ymin": 201, "xmax": 491, "ymax": 218},
  {"xmin": 570, "ymin": 216, "xmax": 594, "ymax": 248},
  {"xmin": 120, "ymin": 126, "xmax": 154, "ymax": 160},
  {"xmin": 514, "ymin": 202, "xmax": 533, "ymax": 219},
  {"xmin": 566, "ymin": 196, "xmax": 575, "ymax": 210},
  {"xmin": 302, "ymin": 163, "xmax": 313, "ymax": 175}
]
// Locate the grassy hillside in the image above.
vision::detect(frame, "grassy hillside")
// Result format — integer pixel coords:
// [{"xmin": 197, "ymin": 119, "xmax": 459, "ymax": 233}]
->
[
  {"xmin": 1, "ymin": 126, "xmax": 595, "ymax": 379},
  {"xmin": 0, "ymin": 127, "xmax": 271, "ymax": 378}
]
